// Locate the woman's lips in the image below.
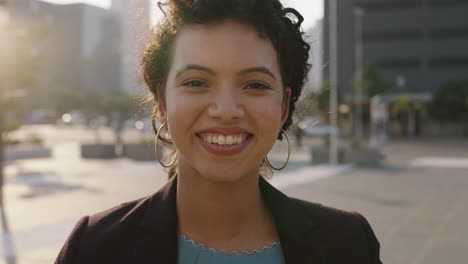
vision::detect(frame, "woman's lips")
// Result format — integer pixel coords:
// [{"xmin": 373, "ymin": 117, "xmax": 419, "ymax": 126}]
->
[{"xmin": 196, "ymin": 133, "xmax": 253, "ymax": 156}]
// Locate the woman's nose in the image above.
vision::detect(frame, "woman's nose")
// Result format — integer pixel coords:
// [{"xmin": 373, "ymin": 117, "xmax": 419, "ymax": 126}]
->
[{"xmin": 208, "ymin": 90, "xmax": 244, "ymax": 121}]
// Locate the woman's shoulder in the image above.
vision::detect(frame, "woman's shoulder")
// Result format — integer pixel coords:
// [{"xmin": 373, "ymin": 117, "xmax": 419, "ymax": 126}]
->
[
  {"xmin": 87, "ymin": 178, "xmax": 177, "ymax": 229},
  {"xmin": 289, "ymin": 197, "xmax": 366, "ymax": 222},
  {"xmin": 288, "ymin": 196, "xmax": 377, "ymax": 234},
  {"xmin": 262, "ymin": 177, "xmax": 380, "ymax": 247},
  {"xmin": 55, "ymin": 195, "xmax": 154, "ymax": 263},
  {"xmin": 87, "ymin": 195, "xmax": 151, "ymax": 228},
  {"xmin": 286, "ymin": 196, "xmax": 381, "ymax": 262}
]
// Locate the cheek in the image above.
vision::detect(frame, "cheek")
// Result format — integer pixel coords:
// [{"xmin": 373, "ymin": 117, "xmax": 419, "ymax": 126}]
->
[
  {"xmin": 248, "ymin": 97, "xmax": 284, "ymax": 141},
  {"xmin": 165, "ymin": 93, "xmax": 205, "ymax": 142},
  {"xmin": 251, "ymin": 97, "xmax": 284, "ymax": 126}
]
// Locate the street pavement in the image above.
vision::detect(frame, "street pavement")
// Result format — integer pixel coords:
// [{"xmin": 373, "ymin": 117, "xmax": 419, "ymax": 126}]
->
[
  {"xmin": 2, "ymin": 125, "xmax": 468, "ymax": 263},
  {"xmin": 283, "ymin": 139, "xmax": 468, "ymax": 264}
]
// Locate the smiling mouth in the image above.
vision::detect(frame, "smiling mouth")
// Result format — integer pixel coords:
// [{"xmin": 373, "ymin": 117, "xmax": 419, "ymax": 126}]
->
[{"xmin": 196, "ymin": 133, "xmax": 253, "ymax": 146}]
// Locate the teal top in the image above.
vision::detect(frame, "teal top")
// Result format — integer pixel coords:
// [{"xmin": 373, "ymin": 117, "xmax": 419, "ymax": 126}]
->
[{"xmin": 177, "ymin": 235, "xmax": 286, "ymax": 264}]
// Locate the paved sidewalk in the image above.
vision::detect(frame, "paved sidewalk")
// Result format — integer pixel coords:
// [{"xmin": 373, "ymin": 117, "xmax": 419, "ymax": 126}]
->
[
  {"xmin": 2, "ymin": 142, "xmax": 168, "ymax": 264},
  {"xmin": 281, "ymin": 139, "xmax": 468, "ymax": 264}
]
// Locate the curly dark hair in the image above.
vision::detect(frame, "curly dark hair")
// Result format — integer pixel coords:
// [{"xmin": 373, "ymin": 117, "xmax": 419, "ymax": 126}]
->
[{"xmin": 141, "ymin": 0, "xmax": 311, "ymax": 177}]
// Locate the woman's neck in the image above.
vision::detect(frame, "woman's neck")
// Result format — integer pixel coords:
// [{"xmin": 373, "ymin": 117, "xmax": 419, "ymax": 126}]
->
[{"xmin": 176, "ymin": 168, "xmax": 278, "ymax": 251}]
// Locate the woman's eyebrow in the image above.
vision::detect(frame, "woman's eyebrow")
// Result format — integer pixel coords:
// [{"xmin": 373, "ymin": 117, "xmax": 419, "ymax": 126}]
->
[
  {"xmin": 176, "ymin": 64, "xmax": 216, "ymax": 78},
  {"xmin": 238, "ymin": 66, "xmax": 276, "ymax": 80}
]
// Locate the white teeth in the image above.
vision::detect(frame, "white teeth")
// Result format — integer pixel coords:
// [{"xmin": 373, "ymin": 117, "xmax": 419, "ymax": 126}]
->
[
  {"xmin": 217, "ymin": 135, "xmax": 225, "ymax": 145},
  {"xmin": 201, "ymin": 134, "xmax": 247, "ymax": 146}
]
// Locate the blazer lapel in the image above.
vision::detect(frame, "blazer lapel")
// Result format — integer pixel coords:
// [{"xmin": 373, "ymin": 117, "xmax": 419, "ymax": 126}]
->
[
  {"xmin": 259, "ymin": 177, "xmax": 324, "ymax": 264},
  {"xmin": 132, "ymin": 176, "xmax": 179, "ymax": 264}
]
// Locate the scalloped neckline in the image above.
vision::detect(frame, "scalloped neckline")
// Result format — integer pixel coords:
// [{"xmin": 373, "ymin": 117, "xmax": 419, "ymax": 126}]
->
[{"xmin": 177, "ymin": 234, "xmax": 281, "ymax": 256}]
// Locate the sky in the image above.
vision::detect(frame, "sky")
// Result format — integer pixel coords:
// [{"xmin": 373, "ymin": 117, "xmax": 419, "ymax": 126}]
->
[{"xmin": 42, "ymin": 0, "xmax": 323, "ymax": 30}]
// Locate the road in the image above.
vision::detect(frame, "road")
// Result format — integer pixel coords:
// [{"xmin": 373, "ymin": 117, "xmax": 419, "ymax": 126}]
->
[{"xmin": 2, "ymin": 125, "xmax": 468, "ymax": 263}]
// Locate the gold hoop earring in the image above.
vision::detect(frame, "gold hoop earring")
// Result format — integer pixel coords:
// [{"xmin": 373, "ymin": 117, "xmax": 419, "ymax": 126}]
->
[
  {"xmin": 265, "ymin": 130, "xmax": 291, "ymax": 171},
  {"xmin": 155, "ymin": 123, "xmax": 178, "ymax": 168}
]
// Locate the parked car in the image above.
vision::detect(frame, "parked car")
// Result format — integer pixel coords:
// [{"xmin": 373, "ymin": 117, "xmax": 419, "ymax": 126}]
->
[
  {"xmin": 56, "ymin": 110, "xmax": 86, "ymax": 126},
  {"xmin": 299, "ymin": 118, "xmax": 340, "ymax": 137},
  {"xmin": 29, "ymin": 109, "xmax": 57, "ymax": 124}
]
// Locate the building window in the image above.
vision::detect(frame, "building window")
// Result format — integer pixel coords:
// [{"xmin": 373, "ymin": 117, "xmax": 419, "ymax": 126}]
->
[
  {"xmin": 357, "ymin": 0, "xmax": 421, "ymax": 11},
  {"xmin": 429, "ymin": 28, "xmax": 468, "ymax": 39},
  {"xmin": 429, "ymin": 57, "xmax": 468, "ymax": 68},
  {"xmin": 429, "ymin": 0, "xmax": 468, "ymax": 7},
  {"xmin": 376, "ymin": 58, "xmax": 421, "ymax": 69},
  {"xmin": 364, "ymin": 30, "xmax": 421, "ymax": 41}
]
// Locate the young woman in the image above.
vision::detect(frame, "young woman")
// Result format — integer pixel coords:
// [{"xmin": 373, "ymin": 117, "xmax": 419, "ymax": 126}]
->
[{"xmin": 55, "ymin": 0, "xmax": 382, "ymax": 263}]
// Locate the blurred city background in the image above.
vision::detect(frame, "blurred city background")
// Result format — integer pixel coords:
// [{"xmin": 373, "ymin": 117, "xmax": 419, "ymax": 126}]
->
[{"xmin": 0, "ymin": 0, "xmax": 467, "ymax": 263}]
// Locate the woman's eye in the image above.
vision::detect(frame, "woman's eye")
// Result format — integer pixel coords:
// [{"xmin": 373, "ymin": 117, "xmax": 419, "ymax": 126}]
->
[
  {"xmin": 182, "ymin": 80, "xmax": 207, "ymax": 87},
  {"xmin": 246, "ymin": 82, "xmax": 271, "ymax": 90}
]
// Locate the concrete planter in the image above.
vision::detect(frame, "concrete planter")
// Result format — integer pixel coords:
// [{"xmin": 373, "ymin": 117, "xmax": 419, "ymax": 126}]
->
[
  {"xmin": 80, "ymin": 143, "xmax": 117, "ymax": 159},
  {"xmin": 123, "ymin": 143, "xmax": 161, "ymax": 161},
  {"xmin": 310, "ymin": 146, "xmax": 384, "ymax": 166},
  {"xmin": 5, "ymin": 144, "xmax": 52, "ymax": 161},
  {"xmin": 344, "ymin": 147, "xmax": 384, "ymax": 166},
  {"xmin": 310, "ymin": 147, "xmax": 346, "ymax": 164}
]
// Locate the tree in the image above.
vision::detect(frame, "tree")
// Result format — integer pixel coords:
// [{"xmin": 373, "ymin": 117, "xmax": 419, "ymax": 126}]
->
[
  {"xmin": 391, "ymin": 95, "xmax": 414, "ymax": 137},
  {"xmin": 53, "ymin": 87, "xmax": 85, "ymax": 115},
  {"xmin": 429, "ymin": 78, "xmax": 468, "ymax": 122},
  {"xmin": 430, "ymin": 78, "xmax": 468, "ymax": 137},
  {"xmin": 465, "ymin": 97, "xmax": 468, "ymax": 112},
  {"xmin": 294, "ymin": 81, "xmax": 332, "ymax": 122},
  {"xmin": 316, "ymin": 81, "xmax": 331, "ymax": 114},
  {"xmin": 102, "ymin": 94, "xmax": 139, "ymax": 146},
  {"xmin": 0, "ymin": 13, "xmax": 45, "ymax": 210},
  {"xmin": 0, "ymin": 8, "xmax": 45, "ymax": 264},
  {"xmin": 353, "ymin": 63, "xmax": 391, "ymax": 98}
]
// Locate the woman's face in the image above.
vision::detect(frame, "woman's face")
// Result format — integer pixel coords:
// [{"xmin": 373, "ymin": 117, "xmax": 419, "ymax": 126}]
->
[{"xmin": 159, "ymin": 20, "xmax": 291, "ymax": 182}]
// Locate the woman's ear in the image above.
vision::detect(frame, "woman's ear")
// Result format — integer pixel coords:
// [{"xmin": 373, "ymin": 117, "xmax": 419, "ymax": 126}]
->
[
  {"xmin": 281, "ymin": 87, "xmax": 292, "ymax": 126},
  {"xmin": 156, "ymin": 85, "xmax": 167, "ymax": 123}
]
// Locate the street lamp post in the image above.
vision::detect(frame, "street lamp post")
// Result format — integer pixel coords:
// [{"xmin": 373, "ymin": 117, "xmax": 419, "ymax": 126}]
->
[
  {"xmin": 0, "ymin": 5, "xmax": 18, "ymax": 264},
  {"xmin": 329, "ymin": 0, "xmax": 338, "ymax": 165},
  {"xmin": 0, "ymin": 0, "xmax": 9, "ymax": 209},
  {"xmin": 354, "ymin": 6, "xmax": 365, "ymax": 142}
]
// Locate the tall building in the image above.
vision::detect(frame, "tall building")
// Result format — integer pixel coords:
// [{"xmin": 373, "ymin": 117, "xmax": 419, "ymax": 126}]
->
[
  {"xmin": 6, "ymin": 0, "xmax": 121, "ymax": 95},
  {"xmin": 305, "ymin": 19, "xmax": 324, "ymax": 94},
  {"xmin": 323, "ymin": 0, "xmax": 468, "ymax": 101},
  {"xmin": 323, "ymin": 0, "xmax": 468, "ymax": 137},
  {"xmin": 112, "ymin": 0, "xmax": 150, "ymax": 93},
  {"xmin": 0, "ymin": 0, "xmax": 7, "ymax": 18}
]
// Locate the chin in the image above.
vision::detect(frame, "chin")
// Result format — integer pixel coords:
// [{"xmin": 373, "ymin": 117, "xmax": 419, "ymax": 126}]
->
[
  {"xmin": 198, "ymin": 168, "xmax": 245, "ymax": 183},
  {"xmin": 178, "ymin": 156, "xmax": 262, "ymax": 184},
  {"xmin": 194, "ymin": 163, "xmax": 259, "ymax": 184}
]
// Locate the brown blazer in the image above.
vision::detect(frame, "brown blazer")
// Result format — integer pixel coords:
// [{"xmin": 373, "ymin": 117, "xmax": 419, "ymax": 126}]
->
[{"xmin": 55, "ymin": 176, "xmax": 382, "ymax": 264}]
